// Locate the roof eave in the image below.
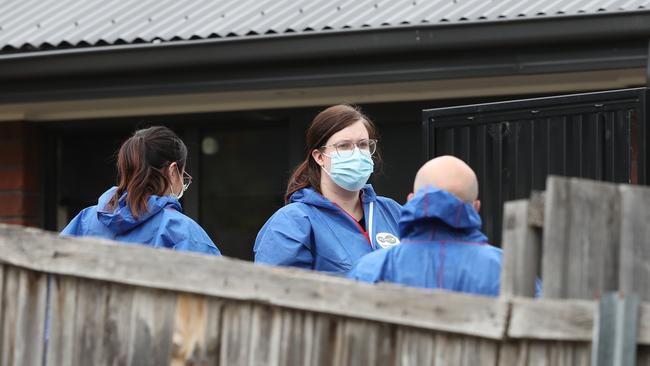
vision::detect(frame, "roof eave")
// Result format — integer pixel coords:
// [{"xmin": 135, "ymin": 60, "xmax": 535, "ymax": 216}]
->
[{"xmin": 1, "ymin": 11, "xmax": 649, "ymax": 80}]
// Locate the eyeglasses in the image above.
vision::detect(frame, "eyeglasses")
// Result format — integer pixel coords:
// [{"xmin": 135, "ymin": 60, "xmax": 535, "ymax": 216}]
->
[
  {"xmin": 182, "ymin": 171, "xmax": 192, "ymax": 191},
  {"xmin": 321, "ymin": 139, "xmax": 377, "ymax": 158}
]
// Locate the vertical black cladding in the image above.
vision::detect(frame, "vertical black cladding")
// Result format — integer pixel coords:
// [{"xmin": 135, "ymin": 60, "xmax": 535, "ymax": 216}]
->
[{"xmin": 423, "ymin": 88, "xmax": 648, "ymax": 245}]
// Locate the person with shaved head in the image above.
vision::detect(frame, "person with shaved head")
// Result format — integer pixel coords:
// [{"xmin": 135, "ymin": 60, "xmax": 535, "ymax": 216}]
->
[{"xmin": 347, "ymin": 155, "xmax": 503, "ymax": 296}]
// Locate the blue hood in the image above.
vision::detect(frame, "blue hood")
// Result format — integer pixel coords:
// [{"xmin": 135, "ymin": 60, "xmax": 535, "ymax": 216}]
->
[
  {"xmin": 348, "ymin": 185, "xmax": 507, "ymax": 296},
  {"xmin": 96, "ymin": 187, "xmax": 182, "ymax": 234},
  {"xmin": 399, "ymin": 185, "xmax": 485, "ymax": 241},
  {"xmin": 289, "ymin": 184, "xmax": 377, "ymax": 209}
]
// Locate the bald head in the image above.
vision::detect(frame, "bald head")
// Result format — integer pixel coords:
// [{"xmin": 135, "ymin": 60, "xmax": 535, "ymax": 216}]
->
[{"xmin": 413, "ymin": 156, "xmax": 479, "ymax": 203}]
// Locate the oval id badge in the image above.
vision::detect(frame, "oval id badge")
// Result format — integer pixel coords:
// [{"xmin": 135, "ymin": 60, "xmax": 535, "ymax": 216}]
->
[{"xmin": 375, "ymin": 232, "xmax": 400, "ymax": 248}]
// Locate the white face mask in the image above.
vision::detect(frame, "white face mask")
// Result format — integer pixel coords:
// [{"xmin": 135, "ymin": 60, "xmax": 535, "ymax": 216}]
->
[
  {"xmin": 172, "ymin": 185, "xmax": 184, "ymax": 200},
  {"xmin": 171, "ymin": 165, "xmax": 184, "ymax": 200}
]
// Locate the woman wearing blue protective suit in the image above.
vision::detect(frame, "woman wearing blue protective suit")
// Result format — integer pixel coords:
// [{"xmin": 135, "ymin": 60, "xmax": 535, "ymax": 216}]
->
[
  {"xmin": 61, "ymin": 126, "xmax": 221, "ymax": 255},
  {"xmin": 254, "ymin": 105, "xmax": 401, "ymax": 274}
]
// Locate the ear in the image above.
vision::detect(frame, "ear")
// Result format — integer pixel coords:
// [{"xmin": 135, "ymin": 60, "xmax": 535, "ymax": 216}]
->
[
  {"xmin": 407, "ymin": 192, "xmax": 414, "ymax": 201},
  {"xmin": 311, "ymin": 149, "xmax": 324, "ymax": 167},
  {"xmin": 168, "ymin": 162, "xmax": 178, "ymax": 176},
  {"xmin": 472, "ymin": 200, "xmax": 481, "ymax": 213}
]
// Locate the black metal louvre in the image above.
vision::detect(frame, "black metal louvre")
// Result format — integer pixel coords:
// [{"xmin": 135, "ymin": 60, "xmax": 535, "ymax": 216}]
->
[{"xmin": 422, "ymin": 88, "xmax": 649, "ymax": 245}]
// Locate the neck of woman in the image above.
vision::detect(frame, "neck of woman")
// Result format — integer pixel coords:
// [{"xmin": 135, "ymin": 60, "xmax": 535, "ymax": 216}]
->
[{"xmin": 320, "ymin": 177, "xmax": 363, "ymax": 220}]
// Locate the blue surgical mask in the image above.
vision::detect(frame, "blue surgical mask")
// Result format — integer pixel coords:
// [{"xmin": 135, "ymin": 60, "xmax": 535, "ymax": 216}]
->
[{"xmin": 322, "ymin": 148, "xmax": 374, "ymax": 191}]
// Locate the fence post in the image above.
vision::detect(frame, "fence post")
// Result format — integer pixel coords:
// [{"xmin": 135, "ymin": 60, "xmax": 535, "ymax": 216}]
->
[{"xmin": 591, "ymin": 292, "xmax": 639, "ymax": 366}]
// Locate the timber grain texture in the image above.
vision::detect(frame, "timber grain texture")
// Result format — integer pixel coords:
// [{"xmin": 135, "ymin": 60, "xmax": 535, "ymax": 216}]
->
[
  {"xmin": 1, "ymin": 219, "xmax": 650, "ymax": 365},
  {"xmin": 542, "ymin": 177, "xmax": 621, "ymax": 300},
  {"xmin": 540, "ymin": 176, "xmax": 650, "ymax": 302},
  {"xmin": 0, "ymin": 223, "xmax": 508, "ymax": 340}
]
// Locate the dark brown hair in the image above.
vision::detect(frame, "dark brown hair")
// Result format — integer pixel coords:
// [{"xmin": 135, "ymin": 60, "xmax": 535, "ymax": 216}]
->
[
  {"xmin": 108, "ymin": 126, "xmax": 187, "ymax": 218},
  {"xmin": 285, "ymin": 104, "xmax": 380, "ymax": 203}
]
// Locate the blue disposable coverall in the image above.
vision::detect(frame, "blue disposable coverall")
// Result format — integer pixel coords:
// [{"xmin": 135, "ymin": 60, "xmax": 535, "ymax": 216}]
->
[
  {"xmin": 61, "ymin": 187, "xmax": 221, "ymax": 255},
  {"xmin": 254, "ymin": 185, "xmax": 401, "ymax": 275},
  {"xmin": 348, "ymin": 186, "xmax": 506, "ymax": 296}
]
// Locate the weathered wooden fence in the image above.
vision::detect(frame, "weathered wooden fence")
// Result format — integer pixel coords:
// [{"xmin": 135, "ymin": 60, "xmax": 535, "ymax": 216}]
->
[
  {"xmin": 501, "ymin": 176, "xmax": 650, "ymax": 365},
  {"xmin": 1, "ymin": 175, "xmax": 650, "ymax": 365},
  {"xmin": 502, "ymin": 175, "xmax": 650, "ymax": 302}
]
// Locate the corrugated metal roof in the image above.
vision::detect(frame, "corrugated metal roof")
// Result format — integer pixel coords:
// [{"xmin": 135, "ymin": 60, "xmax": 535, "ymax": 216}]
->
[{"xmin": 1, "ymin": 0, "xmax": 649, "ymax": 53}]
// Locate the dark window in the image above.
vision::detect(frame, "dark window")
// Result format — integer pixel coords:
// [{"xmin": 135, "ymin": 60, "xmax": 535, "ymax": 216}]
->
[{"xmin": 200, "ymin": 123, "xmax": 290, "ymax": 260}]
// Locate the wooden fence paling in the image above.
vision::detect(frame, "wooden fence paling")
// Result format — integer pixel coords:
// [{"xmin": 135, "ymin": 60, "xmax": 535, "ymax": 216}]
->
[
  {"xmin": 500, "ymin": 200, "xmax": 541, "ymax": 297},
  {"xmin": 533, "ymin": 177, "xmax": 650, "ymax": 302},
  {"xmin": 0, "ymin": 264, "xmax": 4, "ymax": 362},
  {"xmin": 171, "ymin": 293, "xmax": 207, "ymax": 365},
  {"xmin": 76, "ymin": 278, "xmax": 110, "ymax": 365},
  {"xmin": 542, "ymin": 177, "xmax": 621, "ymax": 300},
  {"xmin": 503, "ymin": 177, "xmax": 650, "ymax": 365},
  {"xmin": 591, "ymin": 293, "xmax": 639, "ymax": 366},
  {"xmin": 0, "ymin": 266, "xmax": 16, "ymax": 366},
  {"xmin": 130, "ymin": 287, "xmax": 178, "ymax": 366},
  {"xmin": 638, "ymin": 303, "xmax": 650, "ymax": 345},
  {"xmin": 46, "ymin": 276, "xmax": 77, "ymax": 366},
  {"xmin": 395, "ymin": 328, "xmax": 429, "ymax": 366},
  {"xmin": 619, "ymin": 185, "xmax": 650, "ymax": 301},
  {"xmin": 0, "ymin": 267, "xmax": 47, "ymax": 366}
]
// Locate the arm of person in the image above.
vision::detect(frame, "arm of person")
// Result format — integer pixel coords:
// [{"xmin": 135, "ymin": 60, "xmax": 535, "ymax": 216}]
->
[{"xmin": 253, "ymin": 209, "xmax": 314, "ymax": 270}]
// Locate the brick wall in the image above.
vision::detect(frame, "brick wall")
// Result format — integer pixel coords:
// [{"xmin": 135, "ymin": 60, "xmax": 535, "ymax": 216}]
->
[{"xmin": 0, "ymin": 122, "xmax": 41, "ymax": 227}]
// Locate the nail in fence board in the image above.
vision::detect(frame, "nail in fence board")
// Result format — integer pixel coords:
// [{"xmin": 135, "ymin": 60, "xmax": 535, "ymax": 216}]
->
[{"xmin": 542, "ymin": 177, "xmax": 621, "ymax": 299}]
